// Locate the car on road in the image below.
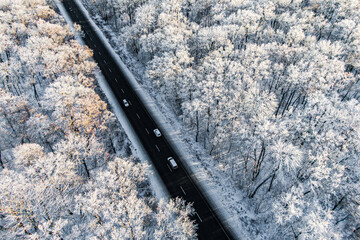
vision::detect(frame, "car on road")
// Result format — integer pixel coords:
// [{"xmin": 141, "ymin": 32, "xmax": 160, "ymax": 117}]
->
[
  {"xmin": 122, "ymin": 99, "xmax": 129, "ymax": 107},
  {"xmin": 153, "ymin": 128, "xmax": 161, "ymax": 137},
  {"xmin": 167, "ymin": 157, "xmax": 178, "ymax": 170}
]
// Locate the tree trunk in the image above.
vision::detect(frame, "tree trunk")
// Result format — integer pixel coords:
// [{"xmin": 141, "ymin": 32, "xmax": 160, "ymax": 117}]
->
[
  {"xmin": 209, "ymin": 144, "xmax": 216, "ymax": 155},
  {"xmin": 206, "ymin": 107, "xmax": 210, "ymax": 133},
  {"xmin": 249, "ymin": 174, "xmax": 272, "ymax": 198},
  {"xmin": 195, "ymin": 111, "xmax": 199, "ymax": 142},
  {"xmin": 82, "ymin": 159, "xmax": 90, "ymax": 179},
  {"xmin": 341, "ymin": 79, "xmax": 358, "ymax": 101},
  {"xmin": 32, "ymin": 83, "xmax": 41, "ymax": 107},
  {"xmin": 275, "ymin": 89, "xmax": 287, "ymax": 117},
  {"xmin": 291, "ymin": 225, "xmax": 301, "ymax": 239},
  {"xmin": 0, "ymin": 151, "xmax": 4, "ymax": 169},
  {"xmin": 332, "ymin": 196, "xmax": 345, "ymax": 211},
  {"xmin": 46, "ymin": 141, "xmax": 54, "ymax": 153},
  {"xmin": 281, "ymin": 90, "xmax": 296, "ymax": 116},
  {"xmin": 110, "ymin": 137, "xmax": 116, "ymax": 154},
  {"xmin": 291, "ymin": 94, "xmax": 303, "ymax": 112},
  {"xmin": 252, "ymin": 144, "xmax": 265, "ymax": 181},
  {"xmin": 267, "ymin": 173, "xmax": 276, "ymax": 192}
]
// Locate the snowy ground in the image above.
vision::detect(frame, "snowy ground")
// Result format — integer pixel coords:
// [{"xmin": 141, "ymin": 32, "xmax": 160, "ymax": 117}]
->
[{"xmin": 58, "ymin": 0, "xmax": 262, "ymax": 239}]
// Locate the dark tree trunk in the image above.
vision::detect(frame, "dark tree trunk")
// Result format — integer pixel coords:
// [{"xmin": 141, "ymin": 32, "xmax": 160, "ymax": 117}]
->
[
  {"xmin": 275, "ymin": 89, "xmax": 288, "ymax": 117},
  {"xmin": 268, "ymin": 173, "xmax": 276, "ymax": 192},
  {"xmin": 252, "ymin": 144, "xmax": 266, "ymax": 181},
  {"xmin": 249, "ymin": 174, "xmax": 272, "ymax": 198},
  {"xmin": 195, "ymin": 111, "xmax": 199, "ymax": 142},
  {"xmin": 0, "ymin": 151, "xmax": 4, "ymax": 169},
  {"xmin": 82, "ymin": 159, "xmax": 90, "ymax": 179},
  {"xmin": 332, "ymin": 196, "xmax": 345, "ymax": 211},
  {"xmin": 281, "ymin": 90, "xmax": 296, "ymax": 115}
]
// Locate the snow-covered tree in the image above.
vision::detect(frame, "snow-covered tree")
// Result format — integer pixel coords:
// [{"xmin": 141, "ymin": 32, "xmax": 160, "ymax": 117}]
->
[
  {"xmin": 66, "ymin": 0, "xmax": 360, "ymax": 238},
  {"xmin": 0, "ymin": 1, "xmax": 197, "ymax": 239}
]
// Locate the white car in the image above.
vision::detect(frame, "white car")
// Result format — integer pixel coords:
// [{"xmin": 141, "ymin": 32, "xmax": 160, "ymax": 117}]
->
[
  {"xmin": 122, "ymin": 99, "xmax": 129, "ymax": 107},
  {"xmin": 153, "ymin": 128, "xmax": 161, "ymax": 137},
  {"xmin": 167, "ymin": 157, "xmax": 178, "ymax": 170}
]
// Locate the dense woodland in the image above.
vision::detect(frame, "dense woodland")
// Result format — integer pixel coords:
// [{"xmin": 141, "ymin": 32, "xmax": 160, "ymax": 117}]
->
[
  {"xmin": 82, "ymin": 0, "xmax": 360, "ymax": 239},
  {"xmin": 0, "ymin": 0, "xmax": 196, "ymax": 239}
]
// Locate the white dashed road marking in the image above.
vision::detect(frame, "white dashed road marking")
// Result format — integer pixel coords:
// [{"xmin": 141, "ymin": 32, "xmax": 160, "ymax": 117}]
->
[
  {"xmin": 195, "ymin": 212, "xmax": 203, "ymax": 222},
  {"xmin": 180, "ymin": 186, "xmax": 186, "ymax": 195}
]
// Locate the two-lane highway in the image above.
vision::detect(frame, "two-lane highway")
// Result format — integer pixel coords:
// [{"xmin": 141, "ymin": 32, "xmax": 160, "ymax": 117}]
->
[{"xmin": 60, "ymin": 1, "xmax": 235, "ymax": 239}]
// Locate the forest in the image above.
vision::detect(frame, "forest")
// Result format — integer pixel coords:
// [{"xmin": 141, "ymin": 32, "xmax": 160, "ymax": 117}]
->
[
  {"xmin": 81, "ymin": 0, "xmax": 360, "ymax": 239},
  {"xmin": 0, "ymin": 0, "xmax": 196, "ymax": 239}
]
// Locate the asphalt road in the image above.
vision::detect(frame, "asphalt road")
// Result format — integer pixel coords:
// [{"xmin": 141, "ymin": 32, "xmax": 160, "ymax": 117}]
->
[{"xmin": 60, "ymin": 1, "xmax": 235, "ymax": 239}]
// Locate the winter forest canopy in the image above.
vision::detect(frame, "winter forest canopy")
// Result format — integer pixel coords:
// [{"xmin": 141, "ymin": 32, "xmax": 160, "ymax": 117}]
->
[
  {"xmin": 0, "ymin": 0, "xmax": 196, "ymax": 239},
  {"xmin": 81, "ymin": 0, "xmax": 360, "ymax": 239}
]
